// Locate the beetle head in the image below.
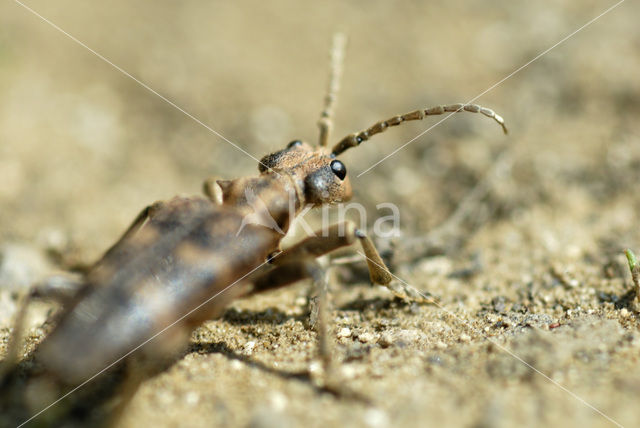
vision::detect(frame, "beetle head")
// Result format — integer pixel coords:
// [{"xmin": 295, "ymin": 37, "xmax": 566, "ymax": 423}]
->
[{"xmin": 258, "ymin": 140, "xmax": 352, "ymax": 206}]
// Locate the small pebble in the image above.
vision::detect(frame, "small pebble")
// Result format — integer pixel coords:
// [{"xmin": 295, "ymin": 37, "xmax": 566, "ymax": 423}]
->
[
  {"xmin": 268, "ymin": 391, "xmax": 288, "ymax": 411},
  {"xmin": 341, "ymin": 364, "xmax": 357, "ymax": 380},
  {"xmin": 243, "ymin": 341, "xmax": 256, "ymax": 355},
  {"xmin": 184, "ymin": 391, "xmax": 200, "ymax": 406},
  {"xmin": 337, "ymin": 327, "xmax": 352, "ymax": 338},
  {"xmin": 309, "ymin": 361, "xmax": 322, "ymax": 375},
  {"xmin": 378, "ymin": 332, "xmax": 394, "ymax": 348},
  {"xmin": 155, "ymin": 390, "xmax": 175, "ymax": 406},
  {"xmin": 357, "ymin": 332, "xmax": 376, "ymax": 343},
  {"xmin": 363, "ymin": 408, "xmax": 389, "ymax": 428},
  {"xmin": 248, "ymin": 406, "xmax": 293, "ymax": 428},
  {"xmin": 0, "ymin": 243, "xmax": 52, "ymax": 291}
]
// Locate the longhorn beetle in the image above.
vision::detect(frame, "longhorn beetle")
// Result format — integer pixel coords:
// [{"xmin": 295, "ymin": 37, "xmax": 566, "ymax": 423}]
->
[{"xmin": 1, "ymin": 33, "xmax": 507, "ymax": 422}]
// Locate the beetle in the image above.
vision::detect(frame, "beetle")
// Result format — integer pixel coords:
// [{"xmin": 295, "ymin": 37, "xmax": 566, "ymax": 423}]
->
[{"xmin": 1, "ymin": 33, "xmax": 507, "ymax": 425}]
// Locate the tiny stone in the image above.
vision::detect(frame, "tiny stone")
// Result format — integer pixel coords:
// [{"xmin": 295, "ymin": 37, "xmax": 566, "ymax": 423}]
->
[
  {"xmin": 0, "ymin": 243, "xmax": 52, "ymax": 291},
  {"xmin": 269, "ymin": 391, "xmax": 288, "ymax": 411},
  {"xmin": 184, "ymin": 391, "xmax": 200, "ymax": 406},
  {"xmin": 243, "ymin": 341, "xmax": 256, "ymax": 355},
  {"xmin": 341, "ymin": 364, "xmax": 357, "ymax": 380},
  {"xmin": 363, "ymin": 408, "xmax": 389, "ymax": 428},
  {"xmin": 338, "ymin": 327, "xmax": 352, "ymax": 338},
  {"xmin": 491, "ymin": 296, "xmax": 507, "ymax": 313},
  {"xmin": 357, "ymin": 332, "xmax": 376, "ymax": 343},
  {"xmin": 155, "ymin": 390, "xmax": 175, "ymax": 406},
  {"xmin": 248, "ymin": 407, "xmax": 293, "ymax": 428},
  {"xmin": 309, "ymin": 361, "xmax": 322, "ymax": 375},
  {"xmin": 37, "ymin": 228, "xmax": 68, "ymax": 251},
  {"xmin": 378, "ymin": 332, "xmax": 394, "ymax": 348},
  {"xmin": 427, "ymin": 355, "xmax": 444, "ymax": 366}
]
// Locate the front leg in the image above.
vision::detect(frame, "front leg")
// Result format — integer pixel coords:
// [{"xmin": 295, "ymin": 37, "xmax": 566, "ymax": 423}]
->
[
  {"xmin": 202, "ymin": 177, "xmax": 224, "ymax": 205},
  {"xmin": 1, "ymin": 274, "xmax": 85, "ymax": 377},
  {"xmin": 266, "ymin": 221, "xmax": 425, "ymax": 301},
  {"xmin": 268, "ymin": 222, "xmax": 393, "ymax": 285},
  {"xmin": 244, "ymin": 221, "xmax": 416, "ymax": 394},
  {"xmin": 247, "ymin": 258, "xmax": 337, "ymax": 392}
]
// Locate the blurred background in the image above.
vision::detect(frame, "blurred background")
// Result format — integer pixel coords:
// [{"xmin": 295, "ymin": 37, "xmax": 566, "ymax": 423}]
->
[
  {"xmin": 0, "ymin": 0, "xmax": 636, "ymax": 255},
  {"xmin": 1, "ymin": 1, "xmax": 639, "ymax": 427}
]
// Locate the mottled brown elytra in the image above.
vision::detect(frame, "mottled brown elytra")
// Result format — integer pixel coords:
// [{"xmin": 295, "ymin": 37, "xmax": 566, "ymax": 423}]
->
[{"xmin": 1, "ymin": 33, "xmax": 506, "ymax": 424}]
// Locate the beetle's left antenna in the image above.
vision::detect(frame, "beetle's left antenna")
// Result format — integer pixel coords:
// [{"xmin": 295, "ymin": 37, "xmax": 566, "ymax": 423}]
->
[
  {"xmin": 331, "ymin": 103, "xmax": 508, "ymax": 156},
  {"xmin": 318, "ymin": 33, "xmax": 347, "ymax": 147}
]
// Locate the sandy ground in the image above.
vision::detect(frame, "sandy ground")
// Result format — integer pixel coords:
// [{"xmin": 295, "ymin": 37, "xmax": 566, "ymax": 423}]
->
[{"xmin": 1, "ymin": 1, "xmax": 640, "ymax": 427}]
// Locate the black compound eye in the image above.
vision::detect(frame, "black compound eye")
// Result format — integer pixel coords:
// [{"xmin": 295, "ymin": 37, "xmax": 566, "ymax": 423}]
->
[
  {"xmin": 330, "ymin": 160, "xmax": 347, "ymax": 180},
  {"xmin": 287, "ymin": 140, "xmax": 303, "ymax": 149}
]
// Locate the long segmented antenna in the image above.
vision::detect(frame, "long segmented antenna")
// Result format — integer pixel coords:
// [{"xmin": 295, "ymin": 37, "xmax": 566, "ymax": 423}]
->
[
  {"xmin": 318, "ymin": 33, "xmax": 347, "ymax": 147},
  {"xmin": 331, "ymin": 103, "xmax": 507, "ymax": 156}
]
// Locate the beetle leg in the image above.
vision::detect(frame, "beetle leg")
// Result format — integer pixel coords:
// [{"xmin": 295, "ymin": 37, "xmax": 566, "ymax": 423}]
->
[
  {"xmin": 285, "ymin": 222, "xmax": 430, "ymax": 301},
  {"xmin": 116, "ymin": 204, "xmax": 156, "ymax": 239},
  {"xmin": 243, "ymin": 222, "xmax": 428, "ymax": 395},
  {"xmin": 202, "ymin": 177, "xmax": 224, "ymax": 205},
  {"xmin": 269, "ymin": 221, "xmax": 393, "ymax": 287},
  {"xmin": 245, "ymin": 222, "xmax": 392, "ymax": 389},
  {"xmin": 247, "ymin": 222, "xmax": 357, "ymax": 295},
  {"xmin": 28, "ymin": 274, "xmax": 85, "ymax": 303},
  {"xmin": 250, "ymin": 221, "xmax": 411, "ymax": 302},
  {"xmin": 301, "ymin": 261, "xmax": 332, "ymax": 383},
  {"xmin": 253, "ymin": 221, "xmax": 430, "ymax": 301},
  {"xmin": 96, "ymin": 203, "xmax": 157, "ymax": 265},
  {"xmin": 247, "ymin": 259, "xmax": 338, "ymax": 388},
  {"xmin": 1, "ymin": 274, "xmax": 86, "ymax": 376}
]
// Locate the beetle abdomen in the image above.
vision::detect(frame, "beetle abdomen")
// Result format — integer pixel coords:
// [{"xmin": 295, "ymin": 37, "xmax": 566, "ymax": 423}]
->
[{"xmin": 37, "ymin": 196, "xmax": 279, "ymax": 383}]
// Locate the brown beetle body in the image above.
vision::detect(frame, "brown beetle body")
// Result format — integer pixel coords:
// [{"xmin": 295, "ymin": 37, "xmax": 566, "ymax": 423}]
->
[
  {"xmin": 39, "ymin": 195, "xmax": 280, "ymax": 383},
  {"xmin": 34, "ymin": 145, "xmax": 355, "ymax": 383},
  {"xmin": 2, "ymin": 34, "xmax": 507, "ymax": 426}
]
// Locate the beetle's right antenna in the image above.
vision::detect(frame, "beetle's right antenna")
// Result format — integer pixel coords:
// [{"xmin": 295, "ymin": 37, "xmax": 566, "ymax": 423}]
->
[
  {"xmin": 331, "ymin": 103, "xmax": 507, "ymax": 156},
  {"xmin": 318, "ymin": 33, "xmax": 347, "ymax": 147}
]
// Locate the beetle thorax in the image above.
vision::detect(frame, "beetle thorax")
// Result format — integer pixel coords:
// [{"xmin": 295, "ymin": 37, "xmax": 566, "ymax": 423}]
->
[{"xmin": 217, "ymin": 174, "xmax": 303, "ymax": 235}]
